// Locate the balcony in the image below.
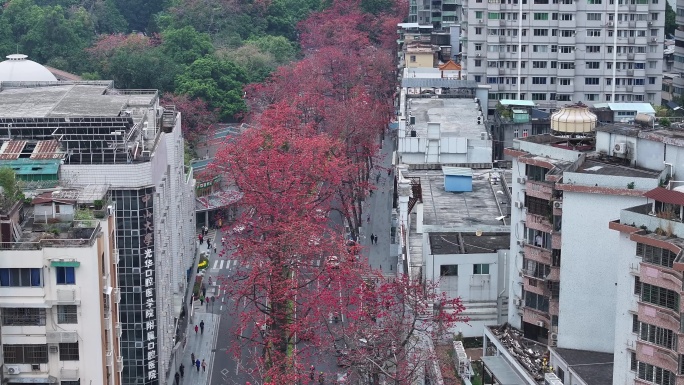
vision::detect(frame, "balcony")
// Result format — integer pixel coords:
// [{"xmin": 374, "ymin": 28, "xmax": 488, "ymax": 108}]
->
[
  {"xmin": 636, "ymin": 340, "xmax": 679, "ymax": 375},
  {"xmin": 523, "ymin": 243, "xmax": 553, "ymax": 263},
  {"xmin": 526, "ymin": 212, "xmax": 553, "ymax": 233},
  {"xmin": 637, "ymin": 301, "xmax": 680, "ymax": 332},
  {"xmin": 557, "ymin": 51, "xmax": 575, "ymax": 61},
  {"xmin": 524, "ymin": 179, "xmax": 554, "ymax": 200}
]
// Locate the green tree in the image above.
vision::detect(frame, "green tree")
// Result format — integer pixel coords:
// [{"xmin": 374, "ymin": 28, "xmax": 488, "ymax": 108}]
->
[
  {"xmin": 175, "ymin": 57, "xmax": 248, "ymax": 121},
  {"xmin": 161, "ymin": 26, "xmax": 214, "ymax": 65},
  {"xmin": 666, "ymin": 2, "xmax": 676, "ymax": 37},
  {"xmin": 105, "ymin": 47, "xmax": 179, "ymax": 91},
  {"xmin": 111, "ymin": 0, "xmax": 165, "ymax": 32},
  {"xmin": 90, "ymin": 0, "xmax": 129, "ymax": 33},
  {"xmin": 265, "ymin": 0, "xmax": 322, "ymax": 40},
  {"xmin": 246, "ymin": 35, "xmax": 296, "ymax": 64},
  {"xmin": 360, "ymin": 0, "xmax": 395, "ymax": 15},
  {"xmin": 219, "ymin": 44, "xmax": 275, "ymax": 83}
]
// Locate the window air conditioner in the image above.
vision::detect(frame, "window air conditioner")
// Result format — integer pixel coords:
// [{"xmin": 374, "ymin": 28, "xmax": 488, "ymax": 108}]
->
[
  {"xmin": 553, "ymin": 201, "xmax": 563, "ymax": 209},
  {"xmin": 6, "ymin": 366, "xmax": 20, "ymax": 375},
  {"xmin": 536, "ymin": 320, "xmax": 545, "ymax": 327},
  {"xmin": 517, "ymin": 177, "xmax": 527, "ymax": 184}
]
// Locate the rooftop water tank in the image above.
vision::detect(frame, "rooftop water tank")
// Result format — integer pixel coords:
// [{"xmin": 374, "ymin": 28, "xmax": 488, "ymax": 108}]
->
[{"xmin": 551, "ymin": 102, "xmax": 597, "ymax": 134}]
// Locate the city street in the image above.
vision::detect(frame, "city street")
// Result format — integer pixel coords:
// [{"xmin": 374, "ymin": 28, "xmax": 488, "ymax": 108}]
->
[{"xmin": 180, "ymin": 133, "xmax": 399, "ymax": 385}]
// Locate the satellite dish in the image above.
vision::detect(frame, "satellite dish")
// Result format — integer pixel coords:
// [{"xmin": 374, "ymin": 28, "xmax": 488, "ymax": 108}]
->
[{"xmin": 475, "ymin": 230, "xmax": 483, "ymax": 236}]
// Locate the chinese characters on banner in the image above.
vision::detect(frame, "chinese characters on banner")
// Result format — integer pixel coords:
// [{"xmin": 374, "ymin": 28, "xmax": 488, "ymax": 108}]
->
[{"xmin": 141, "ymin": 191, "xmax": 158, "ymax": 384}]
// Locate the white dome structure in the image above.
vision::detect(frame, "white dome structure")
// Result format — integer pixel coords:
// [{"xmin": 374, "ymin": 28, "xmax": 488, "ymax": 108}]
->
[
  {"xmin": 551, "ymin": 102, "xmax": 597, "ymax": 134},
  {"xmin": 0, "ymin": 54, "xmax": 57, "ymax": 82}
]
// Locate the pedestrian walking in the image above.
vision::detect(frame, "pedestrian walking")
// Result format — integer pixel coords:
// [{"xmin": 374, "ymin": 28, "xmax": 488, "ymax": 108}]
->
[
  {"xmin": 310, "ymin": 365, "xmax": 315, "ymax": 380},
  {"xmin": 376, "ymin": 174, "xmax": 380, "ymax": 183},
  {"xmin": 208, "ymin": 276, "xmax": 213, "ymax": 285},
  {"xmin": 200, "ymin": 296, "xmax": 205, "ymax": 305},
  {"xmin": 387, "ymin": 169, "xmax": 391, "ymax": 176},
  {"xmin": 198, "ymin": 234, "xmax": 204, "ymax": 245},
  {"xmin": 174, "ymin": 372, "xmax": 180, "ymax": 385},
  {"xmin": 191, "ymin": 353, "xmax": 195, "ymax": 367},
  {"xmin": 207, "ymin": 239, "xmax": 212, "ymax": 249},
  {"xmin": 207, "ymin": 299, "xmax": 210, "ymax": 310},
  {"xmin": 318, "ymin": 372, "xmax": 325, "ymax": 384},
  {"xmin": 203, "ymin": 225, "xmax": 208, "ymax": 236},
  {"xmin": 374, "ymin": 235, "xmax": 378, "ymax": 244},
  {"xmin": 369, "ymin": 190, "xmax": 373, "ymax": 196},
  {"xmin": 195, "ymin": 359, "xmax": 200, "ymax": 372},
  {"xmin": 202, "ymin": 359, "xmax": 207, "ymax": 372},
  {"xmin": 194, "ymin": 325, "xmax": 198, "ymax": 334},
  {"xmin": 202, "ymin": 287, "xmax": 207, "ymax": 298},
  {"xmin": 179, "ymin": 363, "xmax": 185, "ymax": 378},
  {"xmin": 367, "ymin": 215, "xmax": 370, "ymax": 223},
  {"xmin": 200, "ymin": 320, "xmax": 205, "ymax": 334},
  {"xmin": 213, "ymin": 244, "xmax": 217, "ymax": 253},
  {"xmin": 370, "ymin": 233, "xmax": 375, "ymax": 244},
  {"xmin": 221, "ymin": 237, "xmax": 226, "ymax": 245}
]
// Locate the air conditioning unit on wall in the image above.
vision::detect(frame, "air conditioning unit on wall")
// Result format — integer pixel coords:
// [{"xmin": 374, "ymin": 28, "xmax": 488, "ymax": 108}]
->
[
  {"xmin": 6, "ymin": 366, "xmax": 20, "ymax": 374},
  {"xmin": 614, "ymin": 142, "xmax": 627, "ymax": 154},
  {"xmin": 553, "ymin": 201, "xmax": 563, "ymax": 209}
]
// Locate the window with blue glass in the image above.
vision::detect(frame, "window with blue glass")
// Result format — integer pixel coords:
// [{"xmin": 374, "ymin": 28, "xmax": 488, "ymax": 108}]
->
[
  {"xmin": 0, "ymin": 268, "xmax": 42, "ymax": 287},
  {"xmin": 55, "ymin": 267, "xmax": 75, "ymax": 285}
]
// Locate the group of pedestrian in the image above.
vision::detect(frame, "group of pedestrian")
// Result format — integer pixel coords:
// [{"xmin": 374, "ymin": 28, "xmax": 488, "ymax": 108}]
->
[
  {"xmin": 369, "ymin": 233, "xmax": 378, "ymax": 245},
  {"xmin": 309, "ymin": 365, "xmax": 325, "ymax": 384},
  {"xmin": 194, "ymin": 320, "xmax": 205, "ymax": 335},
  {"xmin": 173, "ymin": 363, "xmax": 185, "ymax": 384}
]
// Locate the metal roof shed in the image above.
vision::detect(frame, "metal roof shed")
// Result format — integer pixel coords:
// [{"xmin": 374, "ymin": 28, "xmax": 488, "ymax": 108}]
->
[{"xmin": 442, "ymin": 166, "xmax": 473, "ymax": 192}]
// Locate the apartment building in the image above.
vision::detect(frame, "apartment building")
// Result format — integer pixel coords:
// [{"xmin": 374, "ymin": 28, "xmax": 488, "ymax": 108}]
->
[
  {"xmin": 0, "ymin": 186, "xmax": 121, "ymax": 385},
  {"xmin": 672, "ymin": 0, "xmax": 684, "ymax": 101},
  {"xmin": 0, "ymin": 74, "xmax": 196, "ymax": 384},
  {"xmin": 408, "ymin": 0, "xmax": 463, "ymax": 30},
  {"xmin": 463, "ymin": 0, "xmax": 665, "ymax": 113}
]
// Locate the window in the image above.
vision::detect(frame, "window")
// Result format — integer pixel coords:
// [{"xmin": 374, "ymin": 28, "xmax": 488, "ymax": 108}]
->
[
  {"xmin": 631, "ymin": 352, "xmax": 637, "ymax": 372},
  {"xmin": 639, "ymin": 322, "xmax": 677, "ymax": 350},
  {"xmin": 587, "ymin": 13, "xmax": 602, "ymax": 20},
  {"xmin": 57, "ymin": 305, "xmax": 77, "ymax": 324},
  {"xmin": 0, "ymin": 268, "xmax": 41, "ymax": 287},
  {"xmin": 552, "ymin": 249, "xmax": 562, "ymax": 266},
  {"xmin": 637, "ymin": 243, "xmax": 677, "ymax": 268},
  {"xmin": 410, "ymin": 55, "xmax": 416, "ymax": 63},
  {"xmin": 587, "ymin": 29, "xmax": 601, "ymax": 37},
  {"xmin": 533, "ymin": 45, "xmax": 548, "ymax": 53},
  {"xmin": 532, "ymin": 77, "xmax": 547, "ymax": 85},
  {"xmin": 585, "ymin": 78, "xmax": 600, "ymax": 85},
  {"xmin": 587, "ymin": 0, "xmax": 602, "ymax": 3},
  {"xmin": 560, "ymin": 13, "xmax": 573, "ymax": 20},
  {"xmin": 560, "ymin": 30, "xmax": 574, "ymax": 37},
  {"xmin": 532, "ymin": 93, "xmax": 547, "ymax": 101},
  {"xmin": 587, "ymin": 46, "xmax": 601, "ymax": 53},
  {"xmin": 547, "ymin": 281, "xmax": 560, "ymax": 299},
  {"xmin": 475, "ymin": 27, "xmax": 483, "ymax": 35},
  {"xmin": 586, "ymin": 61, "xmax": 600, "ymax": 69},
  {"xmin": 585, "ymin": 94, "xmax": 598, "ymax": 101},
  {"xmin": 524, "ymin": 290, "xmax": 550, "ymax": 312},
  {"xmin": 475, "ymin": 11, "xmax": 484, "ymax": 19},
  {"xmin": 3, "ymin": 344, "xmax": 48, "ymax": 364},
  {"xmin": 533, "ymin": 29, "xmax": 548, "ymax": 36},
  {"xmin": 523, "ymin": 258, "xmax": 550, "ymax": 279},
  {"xmin": 557, "ymin": 94, "xmax": 572, "ymax": 101},
  {"xmin": 534, "ymin": 13, "xmax": 549, "ymax": 20},
  {"xmin": 475, "ymin": 59, "xmax": 482, "ymax": 67},
  {"xmin": 488, "ymin": 12, "xmax": 500, "ymax": 19},
  {"xmin": 638, "ymin": 362, "xmax": 675, "ymax": 385},
  {"xmin": 633, "ymin": 314, "xmax": 640, "ymax": 333},
  {"xmin": 473, "ymin": 264, "xmax": 490, "ymax": 274},
  {"xmin": 559, "ymin": 46, "xmax": 573, "ymax": 54},
  {"xmin": 2, "ymin": 308, "xmax": 46, "ymax": 326},
  {"xmin": 56, "ymin": 267, "xmax": 75, "ymax": 285},
  {"xmin": 651, "ymin": 12, "xmax": 659, "ymax": 20},
  {"xmin": 532, "ymin": 61, "xmax": 547, "ymax": 68},
  {"xmin": 526, "ymin": 165, "xmax": 548, "ymax": 182},
  {"xmin": 640, "ymin": 282, "xmax": 679, "ymax": 312},
  {"xmin": 62, "ymin": 381, "xmax": 81, "ymax": 385},
  {"xmin": 525, "ymin": 196, "xmax": 551, "ymax": 216},
  {"xmin": 635, "ymin": 276, "xmax": 642, "ymax": 295},
  {"xmin": 440, "ymin": 265, "xmax": 458, "ymax": 276},
  {"xmin": 475, "ymin": 44, "xmax": 483, "ymax": 51},
  {"xmin": 59, "ymin": 342, "xmax": 79, "ymax": 361}
]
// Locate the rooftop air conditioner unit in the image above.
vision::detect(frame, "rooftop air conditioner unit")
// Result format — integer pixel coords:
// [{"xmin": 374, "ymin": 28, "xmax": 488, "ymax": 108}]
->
[
  {"xmin": 513, "ymin": 298, "xmax": 522, "ymax": 306},
  {"xmin": 614, "ymin": 142, "xmax": 627, "ymax": 154},
  {"xmin": 6, "ymin": 366, "xmax": 20, "ymax": 375},
  {"xmin": 514, "ymin": 201, "xmax": 525, "ymax": 209},
  {"xmin": 517, "ymin": 177, "xmax": 527, "ymax": 184},
  {"xmin": 553, "ymin": 201, "xmax": 563, "ymax": 209}
]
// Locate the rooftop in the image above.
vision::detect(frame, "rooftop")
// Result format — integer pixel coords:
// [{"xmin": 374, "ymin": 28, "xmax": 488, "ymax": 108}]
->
[
  {"xmin": 592, "ymin": 102, "xmax": 655, "ymax": 115},
  {"xmin": 575, "ymin": 159, "xmax": 661, "ymax": 178},
  {"xmin": 401, "ymin": 78, "xmax": 478, "ymax": 89},
  {"xmin": 408, "ymin": 169, "xmax": 509, "ymax": 231},
  {"xmin": 408, "ymin": 98, "xmax": 484, "ymax": 140},
  {"xmin": 486, "ymin": 324, "xmax": 548, "ymax": 383},
  {"xmin": 429, "ymin": 232, "xmax": 510, "ymax": 254},
  {"xmin": 1, "ymin": 185, "xmax": 109, "ymax": 250},
  {"xmin": 553, "ymin": 348, "xmax": 613, "ymax": 385}
]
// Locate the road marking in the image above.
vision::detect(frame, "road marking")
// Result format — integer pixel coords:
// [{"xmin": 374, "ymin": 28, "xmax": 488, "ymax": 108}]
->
[
  {"xmin": 220, "ymin": 259, "xmax": 225, "ymax": 269},
  {"xmin": 213, "ymin": 260, "xmax": 219, "ymax": 269},
  {"xmin": 220, "ymin": 305, "xmax": 223, "ymax": 311}
]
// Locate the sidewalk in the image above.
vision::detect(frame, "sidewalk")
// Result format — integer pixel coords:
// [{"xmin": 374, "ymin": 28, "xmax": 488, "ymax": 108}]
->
[
  {"xmin": 167, "ymin": 233, "xmax": 220, "ymax": 385},
  {"xmin": 361, "ymin": 137, "xmax": 398, "ymax": 275}
]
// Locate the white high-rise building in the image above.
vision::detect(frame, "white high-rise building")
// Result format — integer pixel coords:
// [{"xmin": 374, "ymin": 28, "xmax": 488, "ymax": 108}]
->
[
  {"xmin": 462, "ymin": 0, "xmax": 665, "ymax": 112},
  {"xmin": 0, "ymin": 77, "xmax": 195, "ymax": 384}
]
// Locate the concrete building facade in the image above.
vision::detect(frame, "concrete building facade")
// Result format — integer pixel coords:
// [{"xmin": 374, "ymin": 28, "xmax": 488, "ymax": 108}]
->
[
  {"xmin": 0, "ymin": 81, "xmax": 196, "ymax": 385},
  {"xmin": 0, "ymin": 187, "xmax": 121, "ymax": 385},
  {"xmin": 463, "ymin": 0, "xmax": 665, "ymax": 112}
]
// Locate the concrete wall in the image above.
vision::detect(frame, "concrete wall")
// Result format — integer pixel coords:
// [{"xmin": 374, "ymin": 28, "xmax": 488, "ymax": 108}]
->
[
  {"xmin": 0, "ymin": 237, "xmax": 110, "ymax": 384},
  {"xmin": 557, "ymin": 191, "xmax": 645, "ymax": 353},
  {"xmin": 611, "ymin": 230, "xmax": 639, "ymax": 384},
  {"xmin": 425, "ymin": 244, "xmax": 508, "ymax": 337},
  {"xmin": 507, "ymin": 158, "xmax": 526, "ymax": 329},
  {"xmin": 406, "ymin": 52, "xmax": 434, "ymax": 68}
]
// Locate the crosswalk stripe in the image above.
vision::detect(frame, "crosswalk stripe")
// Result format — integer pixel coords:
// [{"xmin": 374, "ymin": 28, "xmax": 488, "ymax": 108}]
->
[
  {"xmin": 213, "ymin": 260, "xmax": 219, "ymax": 269},
  {"xmin": 219, "ymin": 259, "xmax": 225, "ymax": 269}
]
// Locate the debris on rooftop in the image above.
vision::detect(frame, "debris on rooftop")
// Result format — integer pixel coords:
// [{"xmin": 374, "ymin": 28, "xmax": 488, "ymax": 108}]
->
[{"xmin": 491, "ymin": 324, "xmax": 548, "ymax": 382}]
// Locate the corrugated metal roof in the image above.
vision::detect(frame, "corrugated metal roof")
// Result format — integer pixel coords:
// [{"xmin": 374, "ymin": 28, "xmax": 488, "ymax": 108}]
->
[
  {"xmin": 442, "ymin": 166, "xmax": 473, "ymax": 177},
  {"xmin": 644, "ymin": 187, "xmax": 684, "ymax": 205},
  {"xmin": 401, "ymin": 78, "xmax": 478, "ymax": 88},
  {"xmin": 499, "ymin": 99, "xmax": 535, "ymax": 107},
  {"xmin": 593, "ymin": 103, "xmax": 655, "ymax": 114},
  {"xmin": 31, "ymin": 140, "xmax": 62, "ymax": 159},
  {"xmin": 0, "ymin": 140, "xmax": 26, "ymax": 160}
]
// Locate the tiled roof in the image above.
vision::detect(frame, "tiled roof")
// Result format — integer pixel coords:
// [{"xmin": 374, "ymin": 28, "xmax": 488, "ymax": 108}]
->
[{"xmin": 644, "ymin": 187, "xmax": 684, "ymax": 205}]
